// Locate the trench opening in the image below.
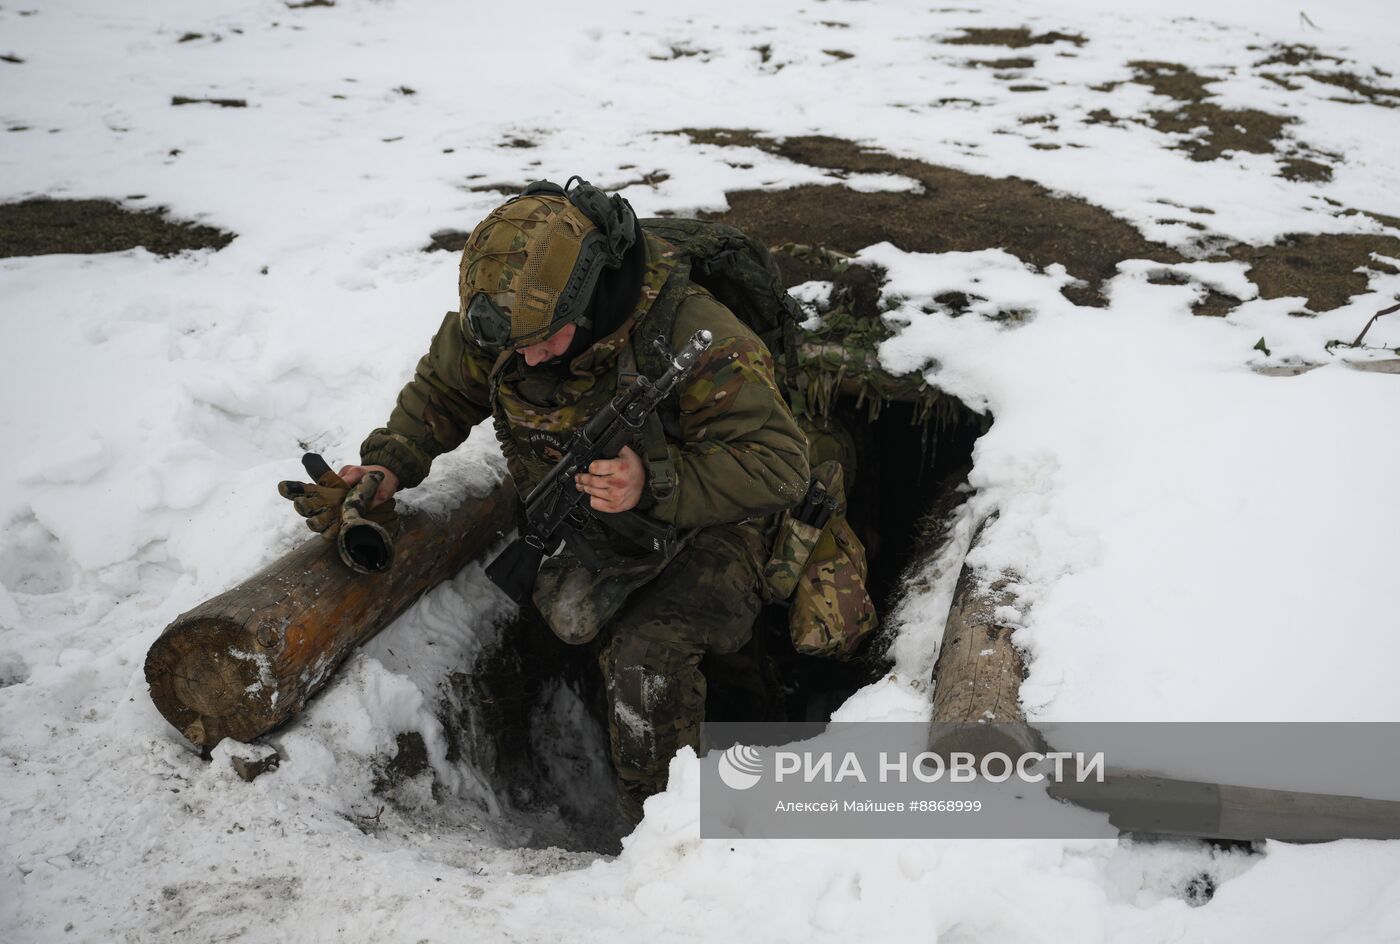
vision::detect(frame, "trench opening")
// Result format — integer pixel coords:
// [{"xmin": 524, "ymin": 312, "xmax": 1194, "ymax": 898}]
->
[{"xmin": 427, "ymin": 388, "xmax": 987, "ymax": 852}]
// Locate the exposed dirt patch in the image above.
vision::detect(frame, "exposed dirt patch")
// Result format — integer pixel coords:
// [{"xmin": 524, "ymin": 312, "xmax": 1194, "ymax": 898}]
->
[
  {"xmin": 375, "ymin": 731, "xmax": 429, "ymax": 793},
  {"xmin": 1083, "ymin": 107, "xmax": 1128, "ymax": 128},
  {"xmin": 972, "ymin": 56, "xmax": 1035, "ymax": 69},
  {"xmin": 465, "ymin": 180, "xmax": 527, "ymax": 195},
  {"xmin": 171, "ymin": 96, "xmax": 247, "ymax": 108},
  {"xmin": 1126, "ymin": 61, "xmax": 1218, "ymax": 102},
  {"xmin": 823, "ymin": 49, "xmax": 855, "ymax": 60},
  {"xmin": 1149, "ymin": 103, "xmax": 1291, "ymax": 162},
  {"xmin": 942, "ymin": 27, "xmax": 1086, "ymax": 48},
  {"xmin": 424, "ymin": 229, "xmax": 470, "ymax": 253},
  {"xmin": 674, "ymin": 130, "xmax": 1400, "ymax": 315},
  {"xmin": 674, "ymin": 130, "xmax": 1178, "ymax": 306},
  {"xmin": 1297, "ymin": 70, "xmax": 1400, "ymax": 106},
  {"xmin": 649, "ymin": 45, "xmax": 708, "ymax": 61},
  {"xmin": 1228, "ymin": 233, "xmax": 1400, "ymax": 312},
  {"xmin": 0, "ymin": 198, "xmax": 235, "ymax": 258},
  {"xmin": 286, "ymin": 0, "xmax": 335, "ymax": 7},
  {"xmin": 1278, "ymin": 157, "xmax": 1333, "ymax": 183},
  {"xmin": 1146, "ymin": 270, "xmax": 1236, "ymax": 317},
  {"xmin": 1251, "ymin": 44, "xmax": 1346, "ymax": 68},
  {"xmin": 1096, "ymin": 60, "xmax": 1350, "ymax": 181},
  {"xmin": 1260, "ymin": 73, "xmax": 1303, "ymax": 92},
  {"xmin": 613, "ymin": 169, "xmax": 672, "ymax": 189},
  {"xmin": 675, "ymin": 128, "xmax": 770, "ymax": 151}
]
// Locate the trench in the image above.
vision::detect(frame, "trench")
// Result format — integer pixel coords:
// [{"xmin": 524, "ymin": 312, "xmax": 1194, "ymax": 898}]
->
[{"xmin": 420, "ymin": 389, "xmax": 988, "ymax": 853}]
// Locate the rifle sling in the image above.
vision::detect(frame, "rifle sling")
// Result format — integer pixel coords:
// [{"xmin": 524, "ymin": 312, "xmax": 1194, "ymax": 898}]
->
[{"xmin": 617, "ymin": 336, "xmax": 677, "ymax": 503}]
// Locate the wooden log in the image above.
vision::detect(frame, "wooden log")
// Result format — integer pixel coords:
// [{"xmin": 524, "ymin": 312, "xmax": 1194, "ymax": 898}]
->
[
  {"xmin": 927, "ymin": 516, "xmax": 1039, "ymax": 759},
  {"xmin": 1049, "ymin": 773, "xmax": 1400, "ymax": 842},
  {"xmin": 796, "ymin": 342, "xmax": 933, "ymax": 406},
  {"xmin": 144, "ymin": 479, "xmax": 517, "ymax": 750}
]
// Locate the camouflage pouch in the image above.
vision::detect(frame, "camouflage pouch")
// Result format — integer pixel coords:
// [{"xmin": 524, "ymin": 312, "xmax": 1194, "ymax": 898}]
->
[
  {"xmin": 762, "ymin": 460, "xmax": 878, "ymax": 659},
  {"xmin": 789, "ymin": 512, "xmax": 877, "ymax": 659}
]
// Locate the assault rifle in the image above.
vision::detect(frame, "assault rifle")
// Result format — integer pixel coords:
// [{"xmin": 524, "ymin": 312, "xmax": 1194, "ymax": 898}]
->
[{"xmin": 484, "ymin": 329, "xmax": 713, "ymax": 604}]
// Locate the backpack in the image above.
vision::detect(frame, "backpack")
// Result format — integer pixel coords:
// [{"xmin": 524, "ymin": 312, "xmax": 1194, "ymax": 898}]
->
[
  {"xmin": 636, "ymin": 218, "xmax": 804, "ymax": 389},
  {"xmin": 629, "ymin": 219, "xmax": 879, "ymax": 660}
]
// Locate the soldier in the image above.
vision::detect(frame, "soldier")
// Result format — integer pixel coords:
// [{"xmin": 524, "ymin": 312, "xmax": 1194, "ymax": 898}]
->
[{"xmin": 315, "ymin": 179, "xmax": 809, "ymax": 821}]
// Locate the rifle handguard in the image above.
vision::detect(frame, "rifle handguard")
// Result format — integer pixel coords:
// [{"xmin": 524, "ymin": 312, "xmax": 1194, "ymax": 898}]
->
[{"xmin": 484, "ymin": 329, "xmax": 713, "ymax": 599}]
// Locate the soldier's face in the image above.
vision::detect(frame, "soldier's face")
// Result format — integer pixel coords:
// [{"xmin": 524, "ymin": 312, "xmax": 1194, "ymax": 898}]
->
[{"xmin": 517, "ymin": 323, "xmax": 577, "ymax": 366}]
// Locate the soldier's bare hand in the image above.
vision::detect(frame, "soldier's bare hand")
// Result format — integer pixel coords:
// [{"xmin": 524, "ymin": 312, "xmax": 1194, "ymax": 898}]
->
[
  {"xmin": 339, "ymin": 464, "xmax": 399, "ymax": 507},
  {"xmin": 576, "ymin": 445, "xmax": 645, "ymax": 513}
]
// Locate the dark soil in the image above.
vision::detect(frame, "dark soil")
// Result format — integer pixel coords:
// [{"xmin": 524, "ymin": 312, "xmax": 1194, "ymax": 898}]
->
[
  {"xmin": 1251, "ymin": 44, "xmax": 1345, "ymax": 68},
  {"xmin": 943, "ymin": 28, "xmax": 1086, "ymax": 48},
  {"xmin": 1297, "ymin": 71, "xmax": 1400, "ymax": 106},
  {"xmin": 1094, "ymin": 60, "xmax": 1342, "ymax": 179},
  {"xmin": 375, "ymin": 731, "xmax": 429, "ymax": 792},
  {"xmin": 1149, "ymin": 103, "xmax": 1291, "ymax": 161},
  {"xmin": 0, "ymin": 198, "xmax": 235, "ymax": 258},
  {"xmin": 674, "ymin": 129, "xmax": 1179, "ymax": 306},
  {"xmin": 1083, "ymin": 108, "xmax": 1127, "ymax": 127},
  {"xmin": 1228, "ymin": 233, "xmax": 1400, "ymax": 312},
  {"xmin": 1260, "ymin": 73, "xmax": 1303, "ymax": 92},
  {"xmin": 465, "ymin": 180, "xmax": 528, "ymax": 195},
  {"xmin": 425, "ymin": 229, "xmax": 470, "ymax": 253},
  {"xmin": 649, "ymin": 45, "xmax": 708, "ymax": 61},
  {"xmin": 1278, "ymin": 157, "xmax": 1333, "ymax": 183},
  {"xmin": 171, "ymin": 96, "xmax": 247, "ymax": 108},
  {"xmin": 672, "ymin": 130, "xmax": 1400, "ymax": 315},
  {"xmin": 1146, "ymin": 270, "xmax": 1235, "ymax": 316},
  {"xmin": 1126, "ymin": 61, "xmax": 1218, "ymax": 102},
  {"xmin": 972, "ymin": 57, "xmax": 1035, "ymax": 69}
]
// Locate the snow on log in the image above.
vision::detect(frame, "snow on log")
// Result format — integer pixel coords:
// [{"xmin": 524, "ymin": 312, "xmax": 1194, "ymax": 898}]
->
[
  {"xmin": 145, "ymin": 481, "xmax": 517, "ymax": 750},
  {"xmin": 927, "ymin": 516, "xmax": 1039, "ymax": 759}
]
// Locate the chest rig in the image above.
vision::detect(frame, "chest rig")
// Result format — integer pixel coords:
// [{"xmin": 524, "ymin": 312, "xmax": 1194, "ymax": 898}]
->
[{"xmin": 485, "ymin": 258, "xmax": 694, "ymax": 533}]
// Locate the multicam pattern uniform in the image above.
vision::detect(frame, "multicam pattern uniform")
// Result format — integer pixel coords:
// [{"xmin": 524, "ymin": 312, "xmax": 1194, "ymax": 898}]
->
[{"xmin": 360, "ymin": 232, "xmax": 809, "ymax": 817}]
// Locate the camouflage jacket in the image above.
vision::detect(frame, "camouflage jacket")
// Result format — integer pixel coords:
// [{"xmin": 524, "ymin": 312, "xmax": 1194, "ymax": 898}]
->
[{"xmin": 360, "ymin": 233, "xmax": 810, "ymax": 640}]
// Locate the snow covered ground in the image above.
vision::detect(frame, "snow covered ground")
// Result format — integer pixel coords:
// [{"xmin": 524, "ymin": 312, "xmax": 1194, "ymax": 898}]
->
[{"xmin": 3, "ymin": 0, "xmax": 1400, "ymax": 940}]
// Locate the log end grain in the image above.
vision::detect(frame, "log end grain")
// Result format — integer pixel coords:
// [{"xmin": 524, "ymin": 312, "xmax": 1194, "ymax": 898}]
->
[{"xmin": 145, "ymin": 616, "xmax": 272, "ymax": 748}]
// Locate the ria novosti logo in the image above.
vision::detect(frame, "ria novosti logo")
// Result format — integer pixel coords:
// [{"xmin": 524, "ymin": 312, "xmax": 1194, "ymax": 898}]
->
[
  {"xmin": 714, "ymin": 743, "xmax": 1107, "ymax": 790},
  {"xmin": 717, "ymin": 744, "xmax": 765, "ymax": 790}
]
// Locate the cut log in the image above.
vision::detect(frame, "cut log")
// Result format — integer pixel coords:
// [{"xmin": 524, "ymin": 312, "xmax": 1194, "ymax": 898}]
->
[
  {"xmin": 927, "ymin": 516, "xmax": 1039, "ymax": 759},
  {"xmin": 1050, "ymin": 773, "xmax": 1400, "ymax": 842},
  {"xmin": 145, "ymin": 479, "xmax": 517, "ymax": 750}
]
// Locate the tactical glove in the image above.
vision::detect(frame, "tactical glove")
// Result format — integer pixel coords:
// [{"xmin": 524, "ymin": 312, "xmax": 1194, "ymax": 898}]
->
[
  {"xmin": 278, "ymin": 454, "xmax": 398, "ymax": 540},
  {"xmin": 279, "ymin": 454, "xmax": 398, "ymax": 574}
]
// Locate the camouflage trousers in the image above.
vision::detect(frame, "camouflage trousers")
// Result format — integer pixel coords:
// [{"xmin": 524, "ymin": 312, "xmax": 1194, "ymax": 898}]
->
[{"xmin": 598, "ymin": 522, "xmax": 767, "ymax": 823}]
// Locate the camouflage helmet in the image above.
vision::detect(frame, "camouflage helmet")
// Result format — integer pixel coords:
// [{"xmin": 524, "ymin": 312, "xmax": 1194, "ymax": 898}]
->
[{"xmin": 460, "ymin": 178, "xmax": 637, "ymax": 352}]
